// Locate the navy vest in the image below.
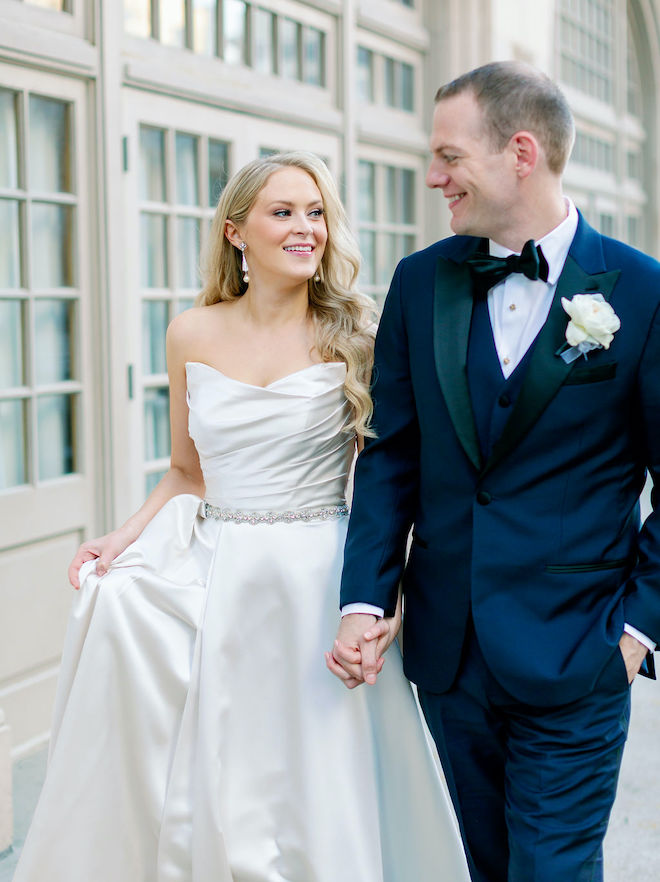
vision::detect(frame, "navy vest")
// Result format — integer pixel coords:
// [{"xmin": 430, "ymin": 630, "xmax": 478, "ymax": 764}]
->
[{"xmin": 466, "ymin": 295, "xmax": 537, "ymax": 460}]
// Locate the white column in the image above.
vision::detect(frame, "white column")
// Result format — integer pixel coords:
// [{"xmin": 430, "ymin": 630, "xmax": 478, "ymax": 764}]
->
[{"xmin": 0, "ymin": 708, "xmax": 13, "ymax": 853}]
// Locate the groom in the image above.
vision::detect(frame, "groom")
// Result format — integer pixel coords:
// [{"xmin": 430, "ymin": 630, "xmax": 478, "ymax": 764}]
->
[{"xmin": 330, "ymin": 62, "xmax": 660, "ymax": 882}]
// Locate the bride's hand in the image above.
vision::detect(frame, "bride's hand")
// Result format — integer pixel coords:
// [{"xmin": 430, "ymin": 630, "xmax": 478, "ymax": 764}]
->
[{"xmin": 68, "ymin": 526, "xmax": 136, "ymax": 589}]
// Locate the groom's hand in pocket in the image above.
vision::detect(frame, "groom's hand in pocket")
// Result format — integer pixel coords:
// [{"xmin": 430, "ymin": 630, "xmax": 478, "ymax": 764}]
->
[
  {"xmin": 619, "ymin": 632, "xmax": 649, "ymax": 683},
  {"xmin": 326, "ymin": 614, "xmax": 384, "ymax": 688}
]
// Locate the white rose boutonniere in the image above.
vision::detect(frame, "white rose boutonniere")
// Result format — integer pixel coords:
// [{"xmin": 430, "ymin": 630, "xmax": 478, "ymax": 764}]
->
[{"xmin": 559, "ymin": 293, "xmax": 621, "ymax": 364}]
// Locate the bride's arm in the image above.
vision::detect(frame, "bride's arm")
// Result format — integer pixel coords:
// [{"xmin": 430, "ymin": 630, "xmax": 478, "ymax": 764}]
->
[{"xmin": 68, "ymin": 313, "xmax": 205, "ymax": 588}]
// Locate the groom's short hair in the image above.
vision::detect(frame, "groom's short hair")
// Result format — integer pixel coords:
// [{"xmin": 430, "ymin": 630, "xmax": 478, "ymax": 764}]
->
[{"xmin": 435, "ymin": 61, "xmax": 575, "ymax": 175}]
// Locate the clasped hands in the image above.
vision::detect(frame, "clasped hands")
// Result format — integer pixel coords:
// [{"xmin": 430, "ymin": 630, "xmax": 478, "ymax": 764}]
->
[
  {"xmin": 326, "ymin": 605, "xmax": 402, "ymax": 689},
  {"xmin": 326, "ymin": 617, "xmax": 648, "ymax": 690}
]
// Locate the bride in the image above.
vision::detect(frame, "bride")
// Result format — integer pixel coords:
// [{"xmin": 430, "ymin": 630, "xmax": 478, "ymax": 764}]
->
[{"xmin": 14, "ymin": 151, "xmax": 470, "ymax": 882}]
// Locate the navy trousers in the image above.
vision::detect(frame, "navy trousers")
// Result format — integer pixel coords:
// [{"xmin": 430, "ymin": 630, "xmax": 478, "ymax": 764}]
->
[{"xmin": 418, "ymin": 624, "xmax": 631, "ymax": 882}]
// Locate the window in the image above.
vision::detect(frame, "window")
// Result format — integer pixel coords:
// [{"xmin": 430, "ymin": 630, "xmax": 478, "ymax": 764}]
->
[
  {"xmin": 571, "ymin": 132, "xmax": 615, "ymax": 172},
  {"xmin": 124, "ymin": 0, "xmax": 327, "ymax": 87},
  {"xmin": 0, "ymin": 89, "xmax": 81, "ymax": 490},
  {"xmin": 559, "ymin": 0, "xmax": 614, "ymax": 104},
  {"xmin": 356, "ymin": 47, "xmax": 374, "ymax": 103},
  {"xmin": 357, "ymin": 159, "xmax": 418, "ymax": 306},
  {"xmin": 357, "ymin": 48, "xmax": 414, "ymax": 112},
  {"xmin": 627, "ymin": 215, "xmax": 641, "ymax": 247},
  {"xmin": 384, "ymin": 58, "xmax": 414, "ymax": 111},
  {"xmin": 560, "ymin": 2, "xmax": 650, "ymax": 253},
  {"xmin": 253, "ymin": 7, "xmax": 276, "ymax": 75},
  {"xmin": 138, "ymin": 124, "xmax": 230, "ymax": 494},
  {"xmin": 598, "ymin": 213, "xmax": 615, "ymax": 237}
]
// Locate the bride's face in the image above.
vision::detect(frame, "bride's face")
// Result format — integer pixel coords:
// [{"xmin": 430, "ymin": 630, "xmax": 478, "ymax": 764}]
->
[{"xmin": 238, "ymin": 167, "xmax": 327, "ymax": 287}]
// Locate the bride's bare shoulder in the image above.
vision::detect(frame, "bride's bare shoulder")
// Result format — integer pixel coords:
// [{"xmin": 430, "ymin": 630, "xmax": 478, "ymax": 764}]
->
[{"xmin": 167, "ymin": 301, "xmax": 234, "ymax": 362}]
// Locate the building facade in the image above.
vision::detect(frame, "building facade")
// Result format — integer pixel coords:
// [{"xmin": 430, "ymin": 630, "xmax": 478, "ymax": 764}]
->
[{"xmin": 0, "ymin": 0, "xmax": 659, "ymax": 850}]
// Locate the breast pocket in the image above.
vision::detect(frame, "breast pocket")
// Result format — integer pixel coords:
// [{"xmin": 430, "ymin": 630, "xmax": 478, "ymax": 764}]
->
[{"xmin": 563, "ymin": 362, "xmax": 617, "ymax": 385}]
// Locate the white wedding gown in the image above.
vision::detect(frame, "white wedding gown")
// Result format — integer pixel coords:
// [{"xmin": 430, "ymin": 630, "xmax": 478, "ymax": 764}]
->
[{"xmin": 15, "ymin": 361, "xmax": 470, "ymax": 882}]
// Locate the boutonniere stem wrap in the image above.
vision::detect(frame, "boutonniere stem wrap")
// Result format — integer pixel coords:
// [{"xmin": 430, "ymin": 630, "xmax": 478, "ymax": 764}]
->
[{"xmin": 559, "ymin": 293, "xmax": 621, "ymax": 364}]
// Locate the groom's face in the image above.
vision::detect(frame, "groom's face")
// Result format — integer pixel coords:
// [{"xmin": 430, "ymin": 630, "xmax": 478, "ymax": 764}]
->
[{"xmin": 426, "ymin": 91, "xmax": 520, "ymax": 242}]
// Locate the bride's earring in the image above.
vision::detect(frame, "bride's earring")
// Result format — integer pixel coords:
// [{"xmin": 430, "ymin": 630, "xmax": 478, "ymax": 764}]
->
[
  {"xmin": 314, "ymin": 265, "xmax": 322, "ymax": 284},
  {"xmin": 240, "ymin": 242, "xmax": 249, "ymax": 283}
]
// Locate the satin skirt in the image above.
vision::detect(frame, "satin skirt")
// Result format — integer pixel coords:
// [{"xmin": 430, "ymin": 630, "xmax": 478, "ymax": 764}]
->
[{"xmin": 14, "ymin": 494, "xmax": 470, "ymax": 882}]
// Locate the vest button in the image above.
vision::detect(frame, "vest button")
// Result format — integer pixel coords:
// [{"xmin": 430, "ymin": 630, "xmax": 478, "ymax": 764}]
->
[
  {"xmin": 498, "ymin": 393, "xmax": 511, "ymax": 408},
  {"xmin": 476, "ymin": 491, "xmax": 492, "ymax": 506}
]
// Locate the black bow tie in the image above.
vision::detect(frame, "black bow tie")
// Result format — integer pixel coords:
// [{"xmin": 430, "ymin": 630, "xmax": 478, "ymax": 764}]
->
[{"xmin": 465, "ymin": 239, "xmax": 549, "ymax": 297}]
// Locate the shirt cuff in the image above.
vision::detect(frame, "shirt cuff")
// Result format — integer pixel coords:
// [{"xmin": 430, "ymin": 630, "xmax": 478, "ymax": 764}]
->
[
  {"xmin": 341, "ymin": 603, "xmax": 384, "ymax": 618},
  {"xmin": 624, "ymin": 623, "xmax": 656, "ymax": 652}
]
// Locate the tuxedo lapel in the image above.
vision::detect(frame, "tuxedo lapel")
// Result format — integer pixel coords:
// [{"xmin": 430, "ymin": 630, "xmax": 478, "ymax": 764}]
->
[
  {"xmin": 432, "ymin": 255, "xmax": 482, "ymax": 471},
  {"xmin": 481, "ymin": 256, "xmax": 621, "ymax": 477}
]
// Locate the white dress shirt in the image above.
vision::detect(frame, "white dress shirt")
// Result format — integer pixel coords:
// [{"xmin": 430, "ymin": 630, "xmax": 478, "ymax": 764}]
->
[{"xmin": 344, "ymin": 198, "xmax": 655, "ymax": 653}]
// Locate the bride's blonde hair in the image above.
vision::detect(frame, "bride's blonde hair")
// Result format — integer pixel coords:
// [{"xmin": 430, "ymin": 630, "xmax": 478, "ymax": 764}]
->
[{"xmin": 197, "ymin": 151, "xmax": 377, "ymax": 436}]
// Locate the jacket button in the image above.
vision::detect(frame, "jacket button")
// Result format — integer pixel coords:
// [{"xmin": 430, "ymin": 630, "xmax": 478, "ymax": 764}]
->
[
  {"xmin": 476, "ymin": 490, "xmax": 492, "ymax": 505},
  {"xmin": 498, "ymin": 393, "xmax": 511, "ymax": 407}
]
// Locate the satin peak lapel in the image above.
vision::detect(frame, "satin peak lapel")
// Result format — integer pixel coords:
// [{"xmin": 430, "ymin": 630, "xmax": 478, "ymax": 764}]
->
[
  {"xmin": 481, "ymin": 256, "xmax": 621, "ymax": 477},
  {"xmin": 432, "ymin": 256, "xmax": 482, "ymax": 471}
]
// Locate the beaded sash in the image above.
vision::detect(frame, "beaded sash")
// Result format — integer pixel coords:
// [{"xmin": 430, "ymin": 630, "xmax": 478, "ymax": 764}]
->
[{"xmin": 203, "ymin": 501, "xmax": 349, "ymax": 526}]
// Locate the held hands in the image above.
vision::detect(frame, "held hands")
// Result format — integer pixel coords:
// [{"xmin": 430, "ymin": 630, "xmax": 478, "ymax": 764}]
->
[
  {"xmin": 325, "ymin": 602, "xmax": 402, "ymax": 689},
  {"xmin": 67, "ymin": 526, "xmax": 136, "ymax": 589}
]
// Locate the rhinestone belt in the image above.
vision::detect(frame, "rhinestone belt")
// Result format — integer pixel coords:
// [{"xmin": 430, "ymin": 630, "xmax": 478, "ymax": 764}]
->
[{"xmin": 203, "ymin": 501, "xmax": 349, "ymax": 525}]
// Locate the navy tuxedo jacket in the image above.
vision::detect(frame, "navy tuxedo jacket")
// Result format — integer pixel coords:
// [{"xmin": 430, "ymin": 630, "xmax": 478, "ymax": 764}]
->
[{"xmin": 341, "ymin": 214, "xmax": 660, "ymax": 706}]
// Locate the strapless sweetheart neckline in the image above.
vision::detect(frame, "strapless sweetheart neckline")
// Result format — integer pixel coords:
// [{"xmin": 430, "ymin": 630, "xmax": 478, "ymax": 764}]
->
[{"xmin": 185, "ymin": 360, "xmax": 346, "ymax": 391}]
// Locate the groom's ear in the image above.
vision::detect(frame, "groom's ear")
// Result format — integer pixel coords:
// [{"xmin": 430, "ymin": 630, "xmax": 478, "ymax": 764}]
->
[{"xmin": 509, "ymin": 131, "xmax": 539, "ymax": 179}]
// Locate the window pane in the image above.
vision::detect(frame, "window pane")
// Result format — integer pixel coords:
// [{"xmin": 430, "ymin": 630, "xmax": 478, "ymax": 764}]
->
[
  {"xmin": 280, "ymin": 18, "xmax": 301, "ymax": 81},
  {"xmin": 193, "ymin": 0, "xmax": 217, "ymax": 55},
  {"xmin": 31, "ymin": 203, "xmax": 74, "ymax": 288},
  {"xmin": 139, "ymin": 127, "xmax": 167, "ymax": 203},
  {"xmin": 627, "ymin": 215, "xmax": 640, "ymax": 247},
  {"xmin": 160, "ymin": 0, "xmax": 186, "ymax": 47},
  {"xmin": 224, "ymin": 0, "xmax": 247, "ymax": 65},
  {"xmin": 357, "ymin": 161, "xmax": 375, "ymax": 222},
  {"xmin": 384, "ymin": 57, "xmax": 396, "ymax": 107},
  {"xmin": 0, "ymin": 200, "xmax": 21, "ymax": 288},
  {"xmin": 208, "ymin": 140, "xmax": 229, "ymax": 205},
  {"xmin": 386, "ymin": 166, "xmax": 415, "ymax": 223},
  {"xmin": 176, "ymin": 133, "xmax": 200, "ymax": 206},
  {"xmin": 34, "ymin": 299, "xmax": 73, "ymax": 384},
  {"xmin": 144, "ymin": 387, "xmax": 171, "ymax": 460},
  {"xmin": 141, "ymin": 213, "xmax": 169, "ymax": 288},
  {"xmin": 356, "ymin": 47, "xmax": 374, "ymax": 102},
  {"xmin": 0, "ymin": 90, "xmax": 19, "ymax": 189},
  {"xmin": 401, "ymin": 168, "xmax": 415, "ymax": 224},
  {"xmin": 379, "ymin": 233, "xmax": 398, "ymax": 285},
  {"xmin": 303, "ymin": 27, "xmax": 324, "ymax": 87},
  {"xmin": 400, "ymin": 62, "xmax": 414, "ymax": 111},
  {"xmin": 142, "ymin": 300, "xmax": 169, "ymax": 374},
  {"xmin": 37, "ymin": 393, "xmax": 75, "ymax": 479},
  {"xmin": 385, "ymin": 167, "xmax": 398, "ymax": 223},
  {"xmin": 253, "ymin": 8, "xmax": 276, "ymax": 75},
  {"xmin": 0, "ymin": 300, "xmax": 24, "ymax": 388},
  {"xmin": 358, "ymin": 230, "xmax": 375, "ymax": 286},
  {"xmin": 177, "ymin": 218, "xmax": 201, "ymax": 288},
  {"xmin": 0, "ymin": 399, "xmax": 27, "ymax": 489},
  {"xmin": 125, "ymin": 0, "xmax": 152, "ymax": 37},
  {"xmin": 29, "ymin": 96, "xmax": 72, "ymax": 193}
]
